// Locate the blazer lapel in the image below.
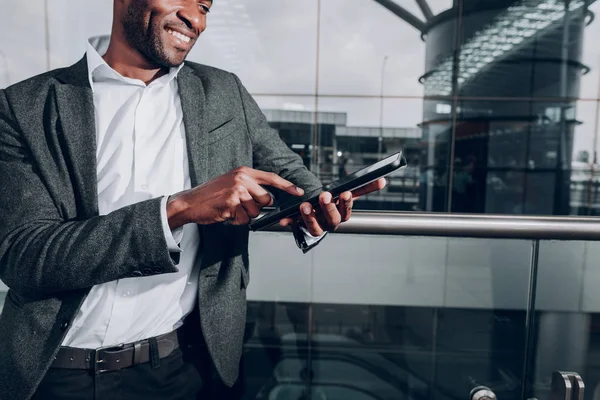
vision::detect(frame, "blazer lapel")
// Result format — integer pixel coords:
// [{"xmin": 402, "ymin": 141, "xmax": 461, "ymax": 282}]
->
[
  {"xmin": 54, "ymin": 56, "xmax": 99, "ymax": 217},
  {"xmin": 51, "ymin": 61, "xmax": 207, "ymax": 217},
  {"xmin": 177, "ymin": 66, "xmax": 209, "ymax": 188}
]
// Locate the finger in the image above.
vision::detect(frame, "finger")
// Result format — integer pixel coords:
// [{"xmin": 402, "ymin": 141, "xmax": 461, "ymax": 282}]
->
[
  {"xmin": 300, "ymin": 202, "xmax": 323, "ymax": 236},
  {"xmin": 351, "ymin": 178, "xmax": 387, "ymax": 198},
  {"xmin": 280, "ymin": 217, "xmax": 295, "ymax": 227},
  {"xmin": 231, "ymin": 204, "xmax": 250, "ymax": 225},
  {"xmin": 318, "ymin": 192, "xmax": 341, "ymax": 230},
  {"xmin": 338, "ymin": 191, "xmax": 353, "ymax": 222},
  {"xmin": 237, "ymin": 173, "xmax": 274, "ymax": 207},
  {"xmin": 247, "ymin": 169, "xmax": 305, "ymax": 197},
  {"xmin": 240, "ymin": 196, "xmax": 261, "ymax": 219}
]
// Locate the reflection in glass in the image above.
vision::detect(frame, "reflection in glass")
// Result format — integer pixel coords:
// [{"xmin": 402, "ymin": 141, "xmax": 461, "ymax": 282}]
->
[
  {"xmin": 450, "ymin": 99, "xmax": 578, "ymax": 214},
  {"xmin": 237, "ymin": 235, "xmax": 536, "ymax": 400},
  {"xmin": 241, "ymin": 301, "xmax": 528, "ymax": 400},
  {"xmin": 198, "ymin": 0, "xmax": 319, "ymax": 94},
  {"xmin": 526, "ymin": 240, "xmax": 600, "ymax": 400},
  {"xmin": 3, "ymin": 0, "xmax": 598, "ymax": 216},
  {"xmin": 318, "ymin": 0, "xmax": 427, "ymax": 97},
  {"xmin": 424, "ymin": 0, "xmax": 589, "ymax": 98}
]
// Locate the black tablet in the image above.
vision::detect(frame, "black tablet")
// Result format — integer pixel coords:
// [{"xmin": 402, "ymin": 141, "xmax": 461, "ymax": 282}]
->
[{"xmin": 249, "ymin": 151, "xmax": 407, "ymax": 231}]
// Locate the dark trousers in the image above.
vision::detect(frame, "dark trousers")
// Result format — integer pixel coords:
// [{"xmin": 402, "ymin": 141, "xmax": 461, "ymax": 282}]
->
[
  {"xmin": 32, "ymin": 310, "xmax": 241, "ymax": 399},
  {"xmin": 32, "ymin": 347, "xmax": 204, "ymax": 400}
]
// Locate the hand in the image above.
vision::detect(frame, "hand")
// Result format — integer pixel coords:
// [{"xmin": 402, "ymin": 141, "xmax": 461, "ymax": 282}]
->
[
  {"xmin": 167, "ymin": 167, "xmax": 304, "ymax": 229},
  {"xmin": 279, "ymin": 178, "xmax": 387, "ymax": 236}
]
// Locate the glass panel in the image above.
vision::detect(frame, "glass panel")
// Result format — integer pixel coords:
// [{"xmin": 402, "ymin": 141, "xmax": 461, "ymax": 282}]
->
[
  {"xmin": 241, "ymin": 234, "xmax": 533, "ymax": 400},
  {"xmin": 422, "ymin": 4, "xmax": 460, "ymax": 98},
  {"xmin": 309, "ymin": 97, "xmax": 446, "ymax": 211},
  {"xmin": 420, "ymin": 100, "xmax": 455, "ymax": 212},
  {"xmin": 579, "ymin": 0, "xmax": 600, "ymax": 100},
  {"xmin": 247, "ymin": 233, "xmax": 313, "ymax": 304},
  {"xmin": 571, "ymin": 100, "xmax": 599, "ymax": 216},
  {"xmin": 457, "ymin": 0, "xmax": 589, "ymax": 99},
  {"xmin": 429, "ymin": 0, "xmax": 455, "ymax": 16},
  {"xmin": 0, "ymin": 51, "xmax": 7, "ymax": 89},
  {"xmin": 5, "ymin": 0, "xmax": 600, "ymax": 217},
  {"xmin": 40, "ymin": 0, "xmax": 320, "ymax": 95},
  {"xmin": 241, "ymin": 232, "xmax": 313, "ymax": 399},
  {"xmin": 197, "ymin": 0, "xmax": 318, "ymax": 94},
  {"xmin": 527, "ymin": 240, "xmax": 598, "ymax": 400},
  {"xmin": 311, "ymin": 235, "xmax": 448, "ymax": 307},
  {"xmin": 0, "ymin": 0, "xmax": 49, "ymax": 86},
  {"xmin": 440, "ymin": 239, "xmax": 530, "ymax": 400},
  {"xmin": 310, "ymin": 303, "xmax": 436, "ymax": 400},
  {"xmin": 392, "ymin": 0, "xmax": 428, "ymax": 19},
  {"xmin": 318, "ymin": 0, "xmax": 432, "ymax": 97},
  {"xmin": 255, "ymin": 94, "xmax": 319, "ymax": 174},
  {"xmin": 46, "ymin": 0, "xmax": 112, "ymax": 69},
  {"xmin": 241, "ymin": 301, "xmax": 312, "ymax": 399},
  {"xmin": 445, "ymin": 99, "xmax": 598, "ymax": 215}
]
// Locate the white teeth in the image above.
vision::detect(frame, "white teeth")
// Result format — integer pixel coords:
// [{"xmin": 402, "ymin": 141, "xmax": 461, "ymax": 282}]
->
[{"xmin": 167, "ymin": 29, "xmax": 191, "ymax": 43}]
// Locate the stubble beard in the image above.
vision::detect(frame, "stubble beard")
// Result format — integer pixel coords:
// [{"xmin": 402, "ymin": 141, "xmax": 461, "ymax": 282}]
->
[{"xmin": 121, "ymin": 3, "xmax": 185, "ymax": 68}]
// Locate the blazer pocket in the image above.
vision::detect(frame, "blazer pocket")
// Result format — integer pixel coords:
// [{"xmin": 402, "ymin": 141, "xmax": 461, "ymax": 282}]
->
[{"xmin": 203, "ymin": 118, "xmax": 236, "ymax": 145}]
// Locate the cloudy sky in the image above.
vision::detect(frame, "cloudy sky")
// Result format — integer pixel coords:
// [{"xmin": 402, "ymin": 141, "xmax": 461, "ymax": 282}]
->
[{"xmin": 1, "ymin": 0, "xmax": 599, "ymax": 157}]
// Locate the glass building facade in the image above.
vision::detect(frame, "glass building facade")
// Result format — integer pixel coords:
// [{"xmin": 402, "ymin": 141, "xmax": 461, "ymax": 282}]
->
[
  {"xmin": 2, "ymin": 0, "xmax": 600, "ymax": 214},
  {"xmin": 3, "ymin": 1, "xmax": 600, "ymax": 399}
]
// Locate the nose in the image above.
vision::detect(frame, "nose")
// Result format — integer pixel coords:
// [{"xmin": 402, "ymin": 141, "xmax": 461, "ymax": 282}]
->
[{"xmin": 177, "ymin": 2, "xmax": 205, "ymax": 35}]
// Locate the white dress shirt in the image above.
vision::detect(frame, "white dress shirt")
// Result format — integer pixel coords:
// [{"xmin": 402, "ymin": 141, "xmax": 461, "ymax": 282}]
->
[{"xmin": 62, "ymin": 39, "xmax": 200, "ymax": 348}]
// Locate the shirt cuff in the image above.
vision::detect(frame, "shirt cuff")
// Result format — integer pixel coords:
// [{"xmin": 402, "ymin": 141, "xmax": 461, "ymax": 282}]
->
[
  {"xmin": 299, "ymin": 226, "xmax": 327, "ymax": 246},
  {"xmin": 160, "ymin": 196, "xmax": 184, "ymax": 253}
]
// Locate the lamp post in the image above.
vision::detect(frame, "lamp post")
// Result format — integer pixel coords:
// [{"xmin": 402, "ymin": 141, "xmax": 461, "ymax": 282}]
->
[
  {"xmin": 0, "ymin": 50, "xmax": 9, "ymax": 88},
  {"xmin": 44, "ymin": 0, "xmax": 51, "ymax": 71},
  {"xmin": 378, "ymin": 55, "xmax": 388, "ymax": 160}
]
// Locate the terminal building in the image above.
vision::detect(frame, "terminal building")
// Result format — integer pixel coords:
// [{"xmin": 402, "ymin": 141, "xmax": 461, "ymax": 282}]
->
[{"xmin": 263, "ymin": 109, "xmax": 422, "ymax": 210}]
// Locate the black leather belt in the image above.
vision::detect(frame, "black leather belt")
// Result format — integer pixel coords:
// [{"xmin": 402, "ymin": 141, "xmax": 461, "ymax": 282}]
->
[{"xmin": 51, "ymin": 330, "xmax": 179, "ymax": 374}]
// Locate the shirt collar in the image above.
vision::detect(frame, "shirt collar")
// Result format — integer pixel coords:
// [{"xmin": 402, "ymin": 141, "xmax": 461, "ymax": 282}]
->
[{"xmin": 86, "ymin": 35, "xmax": 184, "ymax": 91}]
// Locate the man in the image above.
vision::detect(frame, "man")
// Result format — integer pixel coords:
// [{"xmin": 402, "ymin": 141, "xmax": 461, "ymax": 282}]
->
[{"xmin": 0, "ymin": 0, "xmax": 385, "ymax": 399}]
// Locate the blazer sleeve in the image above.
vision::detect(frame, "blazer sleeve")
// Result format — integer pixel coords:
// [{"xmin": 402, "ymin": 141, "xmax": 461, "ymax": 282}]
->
[
  {"xmin": 0, "ymin": 90, "xmax": 179, "ymax": 298},
  {"xmin": 231, "ymin": 74, "xmax": 322, "ymax": 201},
  {"xmin": 231, "ymin": 74, "xmax": 329, "ymax": 251}
]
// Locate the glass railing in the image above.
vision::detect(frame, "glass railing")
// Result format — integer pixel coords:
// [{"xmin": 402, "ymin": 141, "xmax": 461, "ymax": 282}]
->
[
  {"xmin": 239, "ymin": 212, "xmax": 600, "ymax": 400},
  {"xmin": 2, "ymin": 213, "xmax": 600, "ymax": 400}
]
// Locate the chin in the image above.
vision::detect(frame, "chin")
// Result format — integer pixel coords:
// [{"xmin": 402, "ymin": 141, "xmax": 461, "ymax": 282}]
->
[
  {"xmin": 161, "ymin": 47, "xmax": 189, "ymax": 65},
  {"xmin": 150, "ymin": 50, "xmax": 187, "ymax": 68}
]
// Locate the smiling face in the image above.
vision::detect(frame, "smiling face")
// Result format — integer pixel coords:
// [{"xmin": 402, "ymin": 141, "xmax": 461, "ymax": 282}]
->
[{"xmin": 119, "ymin": 0, "xmax": 211, "ymax": 68}]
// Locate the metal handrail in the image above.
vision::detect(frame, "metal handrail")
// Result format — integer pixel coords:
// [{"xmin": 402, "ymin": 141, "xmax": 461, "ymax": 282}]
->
[{"xmin": 263, "ymin": 211, "xmax": 600, "ymax": 241}]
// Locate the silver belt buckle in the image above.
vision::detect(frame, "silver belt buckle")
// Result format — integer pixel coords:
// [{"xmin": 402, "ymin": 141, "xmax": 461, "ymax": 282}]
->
[{"xmin": 93, "ymin": 343, "xmax": 125, "ymax": 374}]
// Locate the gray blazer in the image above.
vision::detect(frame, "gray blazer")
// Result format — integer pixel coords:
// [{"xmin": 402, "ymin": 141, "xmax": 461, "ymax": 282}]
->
[{"xmin": 0, "ymin": 57, "xmax": 321, "ymax": 400}]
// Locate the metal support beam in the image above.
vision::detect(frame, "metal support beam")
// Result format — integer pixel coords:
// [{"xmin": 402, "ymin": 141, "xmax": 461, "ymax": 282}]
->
[
  {"xmin": 415, "ymin": 0, "xmax": 434, "ymax": 20},
  {"xmin": 373, "ymin": 0, "xmax": 426, "ymax": 32}
]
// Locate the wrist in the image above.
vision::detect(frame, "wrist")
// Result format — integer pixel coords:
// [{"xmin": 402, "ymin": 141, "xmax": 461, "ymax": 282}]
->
[{"xmin": 167, "ymin": 193, "xmax": 190, "ymax": 230}]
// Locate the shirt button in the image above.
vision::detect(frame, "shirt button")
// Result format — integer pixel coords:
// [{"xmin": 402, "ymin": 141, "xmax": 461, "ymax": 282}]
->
[
  {"xmin": 140, "ymin": 184, "xmax": 149, "ymax": 190},
  {"xmin": 122, "ymin": 290, "xmax": 133, "ymax": 297}
]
